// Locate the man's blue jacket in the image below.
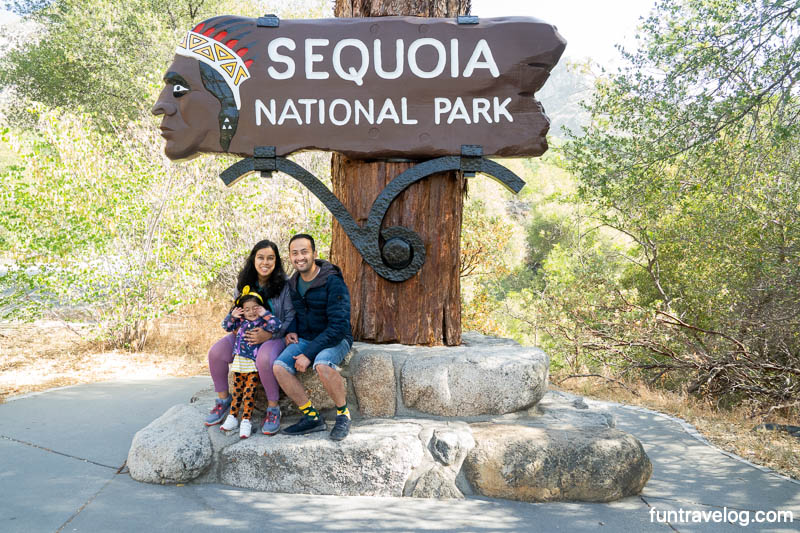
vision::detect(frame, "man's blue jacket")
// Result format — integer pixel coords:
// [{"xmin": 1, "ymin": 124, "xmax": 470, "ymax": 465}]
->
[{"xmin": 286, "ymin": 259, "xmax": 353, "ymax": 361}]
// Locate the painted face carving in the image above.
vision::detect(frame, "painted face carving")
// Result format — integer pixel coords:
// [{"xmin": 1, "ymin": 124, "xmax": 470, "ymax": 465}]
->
[
  {"xmin": 153, "ymin": 17, "xmax": 256, "ymax": 160},
  {"xmin": 151, "ymin": 56, "xmax": 222, "ymax": 160}
]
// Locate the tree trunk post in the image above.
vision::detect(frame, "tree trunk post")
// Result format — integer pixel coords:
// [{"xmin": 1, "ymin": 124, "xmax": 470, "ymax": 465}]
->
[{"xmin": 330, "ymin": 0, "xmax": 469, "ymax": 346}]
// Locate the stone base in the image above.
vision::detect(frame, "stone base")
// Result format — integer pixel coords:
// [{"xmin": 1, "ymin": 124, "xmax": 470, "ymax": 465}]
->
[
  {"xmin": 349, "ymin": 332, "xmax": 550, "ymax": 417},
  {"xmin": 128, "ymin": 388, "xmax": 652, "ymax": 502},
  {"xmin": 242, "ymin": 332, "xmax": 550, "ymax": 420}
]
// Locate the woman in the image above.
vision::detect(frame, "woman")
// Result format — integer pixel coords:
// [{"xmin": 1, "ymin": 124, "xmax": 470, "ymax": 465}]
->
[{"xmin": 205, "ymin": 240, "xmax": 295, "ymax": 435}]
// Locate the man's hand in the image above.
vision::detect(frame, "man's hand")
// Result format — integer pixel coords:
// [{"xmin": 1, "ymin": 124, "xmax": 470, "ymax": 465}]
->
[
  {"xmin": 244, "ymin": 327, "xmax": 272, "ymax": 345},
  {"xmin": 285, "ymin": 332, "xmax": 299, "ymax": 345},
  {"xmin": 293, "ymin": 354, "xmax": 311, "ymax": 373},
  {"xmin": 231, "ymin": 307, "xmax": 244, "ymax": 319}
]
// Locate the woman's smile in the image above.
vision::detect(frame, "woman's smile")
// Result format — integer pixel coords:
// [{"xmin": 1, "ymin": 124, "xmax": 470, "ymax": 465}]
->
[{"xmin": 254, "ymin": 248, "xmax": 277, "ymax": 280}]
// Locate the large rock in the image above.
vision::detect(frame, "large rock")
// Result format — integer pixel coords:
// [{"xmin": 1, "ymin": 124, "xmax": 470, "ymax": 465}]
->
[
  {"xmin": 217, "ymin": 419, "xmax": 478, "ymax": 497},
  {"xmin": 127, "ymin": 404, "xmax": 213, "ymax": 484},
  {"xmin": 349, "ymin": 350, "xmax": 396, "ymax": 417},
  {"xmin": 406, "ymin": 425, "xmax": 476, "ymax": 498},
  {"xmin": 219, "ymin": 421, "xmax": 424, "ymax": 496},
  {"xmin": 131, "ymin": 389, "xmax": 653, "ymax": 503},
  {"xmin": 222, "ymin": 333, "xmax": 547, "ymax": 419},
  {"xmin": 400, "ymin": 345, "xmax": 549, "ymax": 416},
  {"xmin": 501, "ymin": 389, "xmax": 617, "ymax": 431},
  {"xmin": 464, "ymin": 423, "xmax": 652, "ymax": 502},
  {"xmin": 346, "ymin": 334, "xmax": 549, "ymax": 418},
  {"xmin": 128, "ymin": 337, "xmax": 652, "ymax": 504}
]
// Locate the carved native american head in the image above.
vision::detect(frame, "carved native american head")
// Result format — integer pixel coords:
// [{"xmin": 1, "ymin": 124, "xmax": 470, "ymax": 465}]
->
[{"xmin": 152, "ymin": 16, "xmax": 256, "ymax": 160}]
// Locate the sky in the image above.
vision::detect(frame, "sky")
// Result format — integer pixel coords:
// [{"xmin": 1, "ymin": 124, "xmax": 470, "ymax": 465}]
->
[{"xmin": 470, "ymin": 0, "xmax": 657, "ymax": 68}]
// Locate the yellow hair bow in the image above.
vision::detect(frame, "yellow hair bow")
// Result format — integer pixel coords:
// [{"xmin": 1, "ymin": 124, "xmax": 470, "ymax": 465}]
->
[{"xmin": 236, "ymin": 285, "xmax": 263, "ymax": 305}]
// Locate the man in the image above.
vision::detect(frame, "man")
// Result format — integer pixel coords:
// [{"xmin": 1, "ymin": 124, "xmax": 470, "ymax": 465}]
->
[{"xmin": 273, "ymin": 234, "xmax": 354, "ymax": 440}]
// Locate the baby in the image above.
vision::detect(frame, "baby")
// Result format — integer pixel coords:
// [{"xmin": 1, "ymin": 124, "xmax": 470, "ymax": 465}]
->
[{"xmin": 219, "ymin": 286, "xmax": 281, "ymax": 438}]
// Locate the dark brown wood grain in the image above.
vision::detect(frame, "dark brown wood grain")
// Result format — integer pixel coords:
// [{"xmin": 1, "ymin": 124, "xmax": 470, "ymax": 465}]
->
[{"xmin": 331, "ymin": 0, "xmax": 467, "ymax": 345}]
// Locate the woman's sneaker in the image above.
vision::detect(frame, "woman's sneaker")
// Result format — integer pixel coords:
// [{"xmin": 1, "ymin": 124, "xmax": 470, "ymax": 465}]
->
[
  {"xmin": 220, "ymin": 414, "xmax": 238, "ymax": 432},
  {"xmin": 262, "ymin": 407, "xmax": 281, "ymax": 435},
  {"xmin": 239, "ymin": 419, "xmax": 252, "ymax": 439},
  {"xmin": 205, "ymin": 396, "xmax": 232, "ymax": 426}
]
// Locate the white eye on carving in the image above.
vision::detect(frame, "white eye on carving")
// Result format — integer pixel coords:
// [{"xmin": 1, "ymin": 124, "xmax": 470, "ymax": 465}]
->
[{"xmin": 172, "ymin": 84, "xmax": 190, "ymax": 98}]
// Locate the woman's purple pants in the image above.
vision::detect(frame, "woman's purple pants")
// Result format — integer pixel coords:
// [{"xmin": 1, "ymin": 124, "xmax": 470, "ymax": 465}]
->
[{"xmin": 207, "ymin": 333, "xmax": 283, "ymax": 402}]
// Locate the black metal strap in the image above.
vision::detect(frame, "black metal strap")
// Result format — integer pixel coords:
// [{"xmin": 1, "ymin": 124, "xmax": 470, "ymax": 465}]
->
[
  {"xmin": 460, "ymin": 144, "xmax": 482, "ymax": 176},
  {"xmin": 219, "ymin": 149, "xmax": 525, "ymax": 282},
  {"xmin": 257, "ymin": 14, "xmax": 280, "ymax": 27}
]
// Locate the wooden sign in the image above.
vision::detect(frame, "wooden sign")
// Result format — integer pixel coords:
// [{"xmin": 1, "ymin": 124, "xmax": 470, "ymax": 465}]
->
[{"xmin": 152, "ymin": 15, "xmax": 566, "ymax": 161}]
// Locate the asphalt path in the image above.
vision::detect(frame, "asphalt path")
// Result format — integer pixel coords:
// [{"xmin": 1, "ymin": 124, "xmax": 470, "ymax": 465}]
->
[{"xmin": 1, "ymin": 377, "xmax": 797, "ymax": 532}]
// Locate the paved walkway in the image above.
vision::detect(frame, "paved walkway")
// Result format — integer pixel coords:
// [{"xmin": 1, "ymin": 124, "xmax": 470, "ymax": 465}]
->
[{"xmin": 1, "ymin": 377, "xmax": 797, "ymax": 532}]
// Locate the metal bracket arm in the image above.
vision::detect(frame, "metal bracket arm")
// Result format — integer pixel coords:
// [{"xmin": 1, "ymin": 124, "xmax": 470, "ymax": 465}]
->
[{"xmin": 220, "ymin": 147, "xmax": 525, "ymax": 282}]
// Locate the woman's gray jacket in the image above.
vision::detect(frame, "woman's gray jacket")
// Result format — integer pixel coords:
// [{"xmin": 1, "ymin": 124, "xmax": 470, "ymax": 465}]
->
[{"xmin": 269, "ymin": 283, "xmax": 295, "ymax": 338}]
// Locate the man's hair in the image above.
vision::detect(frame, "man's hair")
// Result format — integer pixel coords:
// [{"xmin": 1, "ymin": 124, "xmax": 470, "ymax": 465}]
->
[{"xmin": 289, "ymin": 233, "xmax": 316, "ymax": 251}]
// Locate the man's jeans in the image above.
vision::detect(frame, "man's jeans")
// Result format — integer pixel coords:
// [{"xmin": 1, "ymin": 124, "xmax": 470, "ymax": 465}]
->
[{"xmin": 274, "ymin": 338, "xmax": 351, "ymax": 375}]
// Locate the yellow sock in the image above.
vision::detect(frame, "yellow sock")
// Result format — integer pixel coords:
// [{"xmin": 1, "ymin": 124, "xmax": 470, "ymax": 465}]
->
[
  {"xmin": 299, "ymin": 400, "xmax": 319, "ymax": 419},
  {"xmin": 337, "ymin": 404, "xmax": 351, "ymax": 419}
]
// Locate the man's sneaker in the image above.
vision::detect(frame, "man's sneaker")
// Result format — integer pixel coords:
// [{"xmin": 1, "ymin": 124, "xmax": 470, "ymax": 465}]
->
[
  {"xmin": 205, "ymin": 396, "xmax": 232, "ymax": 426},
  {"xmin": 262, "ymin": 406, "xmax": 281, "ymax": 435},
  {"xmin": 220, "ymin": 414, "xmax": 238, "ymax": 432},
  {"xmin": 239, "ymin": 419, "xmax": 252, "ymax": 439},
  {"xmin": 282, "ymin": 415, "xmax": 326, "ymax": 435},
  {"xmin": 330, "ymin": 414, "xmax": 351, "ymax": 441}
]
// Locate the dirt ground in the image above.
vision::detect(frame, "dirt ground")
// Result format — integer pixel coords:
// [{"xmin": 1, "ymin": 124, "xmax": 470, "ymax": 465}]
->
[{"xmin": 0, "ymin": 317, "xmax": 212, "ymax": 401}]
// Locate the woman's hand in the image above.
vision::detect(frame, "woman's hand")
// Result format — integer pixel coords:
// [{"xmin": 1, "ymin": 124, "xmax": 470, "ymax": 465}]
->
[{"xmin": 244, "ymin": 327, "xmax": 272, "ymax": 344}]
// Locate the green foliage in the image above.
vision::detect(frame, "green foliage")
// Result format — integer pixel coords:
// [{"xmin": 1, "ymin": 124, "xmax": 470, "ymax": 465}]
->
[
  {"xmin": 1, "ymin": 108, "xmax": 202, "ymax": 345},
  {"xmin": 461, "ymin": 1, "xmax": 800, "ymax": 414},
  {"xmin": 1, "ymin": 0, "xmax": 210, "ymax": 124},
  {"xmin": 524, "ymin": 208, "xmax": 574, "ymax": 271},
  {"xmin": 460, "ymin": 195, "xmax": 516, "ymax": 337},
  {"xmin": 557, "ymin": 0, "xmax": 800, "ymax": 412},
  {"xmin": 0, "ymin": 0, "xmax": 333, "ymax": 348},
  {"xmin": 0, "ymin": 106, "xmax": 334, "ymax": 347},
  {"xmin": 0, "ymin": 0, "xmax": 331, "ymax": 126}
]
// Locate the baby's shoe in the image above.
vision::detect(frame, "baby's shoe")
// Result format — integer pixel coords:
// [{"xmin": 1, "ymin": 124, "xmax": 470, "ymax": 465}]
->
[
  {"xmin": 240, "ymin": 419, "xmax": 252, "ymax": 439},
  {"xmin": 220, "ymin": 414, "xmax": 238, "ymax": 432}
]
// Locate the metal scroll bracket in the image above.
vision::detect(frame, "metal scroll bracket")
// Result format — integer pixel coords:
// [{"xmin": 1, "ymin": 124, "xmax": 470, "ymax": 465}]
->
[{"xmin": 219, "ymin": 145, "xmax": 526, "ymax": 282}]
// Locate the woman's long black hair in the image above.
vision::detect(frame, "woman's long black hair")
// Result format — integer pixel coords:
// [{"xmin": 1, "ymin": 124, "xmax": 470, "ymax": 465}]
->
[{"xmin": 236, "ymin": 240, "xmax": 286, "ymax": 301}]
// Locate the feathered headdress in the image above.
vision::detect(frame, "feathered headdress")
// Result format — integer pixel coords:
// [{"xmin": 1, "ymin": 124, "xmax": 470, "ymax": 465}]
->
[{"xmin": 175, "ymin": 17, "xmax": 257, "ymax": 110}]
